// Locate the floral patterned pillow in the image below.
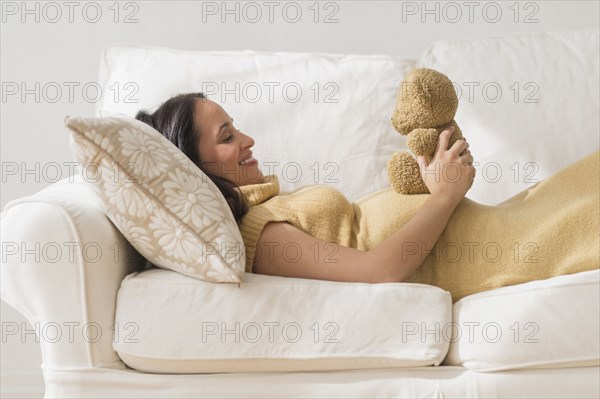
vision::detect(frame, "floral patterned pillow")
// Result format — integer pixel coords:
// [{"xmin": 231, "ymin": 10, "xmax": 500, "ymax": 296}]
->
[{"xmin": 65, "ymin": 116, "xmax": 245, "ymax": 283}]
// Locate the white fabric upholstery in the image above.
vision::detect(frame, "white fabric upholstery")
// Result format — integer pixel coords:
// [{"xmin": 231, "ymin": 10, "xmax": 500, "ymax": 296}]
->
[
  {"xmin": 42, "ymin": 365, "xmax": 600, "ymax": 398},
  {"xmin": 444, "ymin": 269, "xmax": 600, "ymax": 371},
  {"xmin": 0, "ymin": 175, "xmax": 146, "ymax": 369},
  {"xmin": 96, "ymin": 45, "xmax": 417, "ymax": 202},
  {"xmin": 114, "ymin": 268, "xmax": 451, "ymax": 373},
  {"xmin": 419, "ymin": 28, "xmax": 600, "ymax": 205}
]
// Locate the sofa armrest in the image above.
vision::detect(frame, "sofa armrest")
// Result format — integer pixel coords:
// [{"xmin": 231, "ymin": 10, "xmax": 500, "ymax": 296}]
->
[{"xmin": 1, "ymin": 175, "xmax": 146, "ymax": 369}]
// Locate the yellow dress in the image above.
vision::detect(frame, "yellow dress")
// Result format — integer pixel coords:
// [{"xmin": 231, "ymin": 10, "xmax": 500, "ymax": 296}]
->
[{"xmin": 237, "ymin": 151, "xmax": 600, "ymax": 302}]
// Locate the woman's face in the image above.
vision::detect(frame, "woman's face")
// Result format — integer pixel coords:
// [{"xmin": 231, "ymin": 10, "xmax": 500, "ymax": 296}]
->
[{"xmin": 195, "ymin": 99, "xmax": 264, "ymax": 186}]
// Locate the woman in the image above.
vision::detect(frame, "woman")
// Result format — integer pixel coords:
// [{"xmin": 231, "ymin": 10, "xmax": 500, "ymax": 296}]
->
[{"xmin": 136, "ymin": 93, "xmax": 599, "ymax": 302}]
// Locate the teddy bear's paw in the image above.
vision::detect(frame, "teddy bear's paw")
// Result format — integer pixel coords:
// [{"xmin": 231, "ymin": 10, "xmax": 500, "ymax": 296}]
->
[
  {"xmin": 407, "ymin": 128, "xmax": 440, "ymax": 157},
  {"xmin": 387, "ymin": 152, "xmax": 430, "ymax": 195}
]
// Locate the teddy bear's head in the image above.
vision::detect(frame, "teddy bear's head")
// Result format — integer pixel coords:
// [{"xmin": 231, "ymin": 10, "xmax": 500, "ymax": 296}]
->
[{"xmin": 391, "ymin": 68, "xmax": 458, "ymax": 135}]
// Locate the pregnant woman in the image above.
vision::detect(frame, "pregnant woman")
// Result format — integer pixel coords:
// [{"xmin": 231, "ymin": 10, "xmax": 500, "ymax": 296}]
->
[{"xmin": 136, "ymin": 93, "xmax": 599, "ymax": 302}]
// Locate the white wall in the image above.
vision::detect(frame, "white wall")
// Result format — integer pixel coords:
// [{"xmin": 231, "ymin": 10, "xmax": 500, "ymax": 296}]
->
[{"xmin": 1, "ymin": 1, "xmax": 598, "ymax": 397}]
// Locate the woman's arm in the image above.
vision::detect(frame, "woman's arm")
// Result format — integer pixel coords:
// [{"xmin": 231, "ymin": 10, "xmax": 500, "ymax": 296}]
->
[
  {"xmin": 253, "ymin": 126, "xmax": 474, "ymax": 284},
  {"xmin": 368, "ymin": 193, "xmax": 459, "ymax": 282},
  {"xmin": 254, "ymin": 193, "xmax": 458, "ymax": 284},
  {"xmin": 254, "ymin": 221, "xmax": 384, "ymax": 283},
  {"xmin": 372, "ymin": 126, "xmax": 474, "ymax": 281}
]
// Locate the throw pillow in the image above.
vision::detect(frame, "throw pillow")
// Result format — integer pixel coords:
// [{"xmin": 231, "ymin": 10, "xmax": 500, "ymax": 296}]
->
[{"xmin": 65, "ymin": 115, "xmax": 245, "ymax": 283}]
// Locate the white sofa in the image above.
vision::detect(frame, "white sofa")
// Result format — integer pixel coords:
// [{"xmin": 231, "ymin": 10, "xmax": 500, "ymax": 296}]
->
[{"xmin": 2, "ymin": 29, "xmax": 599, "ymax": 398}]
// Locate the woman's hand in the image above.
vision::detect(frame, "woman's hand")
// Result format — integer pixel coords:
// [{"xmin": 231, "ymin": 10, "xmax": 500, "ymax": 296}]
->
[{"xmin": 417, "ymin": 126, "xmax": 475, "ymax": 205}]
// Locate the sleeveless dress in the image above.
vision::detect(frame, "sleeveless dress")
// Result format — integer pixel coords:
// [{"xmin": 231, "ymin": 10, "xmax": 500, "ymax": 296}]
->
[{"xmin": 237, "ymin": 151, "xmax": 600, "ymax": 302}]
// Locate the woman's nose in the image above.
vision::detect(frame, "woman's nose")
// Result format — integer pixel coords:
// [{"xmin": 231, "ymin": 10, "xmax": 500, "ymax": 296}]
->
[{"xmin": 241, "ymin": 132, "xmax": 255, "ymax": 148}]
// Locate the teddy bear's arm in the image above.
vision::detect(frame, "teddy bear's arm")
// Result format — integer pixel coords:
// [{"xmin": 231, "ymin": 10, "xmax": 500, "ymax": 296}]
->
[
  {"xmin": 407, "ymin": 128, "xmax": 440, "ymax": 162},
  {"xmin": 407, "ymin": 125, "xmax": 464, "ymax": 163}
]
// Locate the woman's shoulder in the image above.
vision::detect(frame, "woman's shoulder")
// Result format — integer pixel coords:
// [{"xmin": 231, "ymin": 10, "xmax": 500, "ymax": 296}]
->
[
  {"xmin": 240, "ymin": 174, "xmax": 353, "ymax": 210},
  {"xmin": 238, "ymin": 174, "xmax": 280, "ymax": 207},
  {"xmin": 272, "ymin": 182, "xmax": 352, "ymax": 210}
]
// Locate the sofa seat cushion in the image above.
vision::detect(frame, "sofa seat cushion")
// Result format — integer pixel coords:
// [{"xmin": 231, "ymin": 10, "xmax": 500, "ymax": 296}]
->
[
  {"xmin": 444, "ymin": 270, "xmax": 600, "ymax": 371},
  {"xmin": 113, "ymin": 268, "xmax": 452, "ymax": 373}
]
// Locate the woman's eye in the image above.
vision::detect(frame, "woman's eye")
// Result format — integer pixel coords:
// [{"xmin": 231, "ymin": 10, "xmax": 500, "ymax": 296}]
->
[{"xmin": 223, "ymin": 127, "xmax": 244, "ymax": 142}]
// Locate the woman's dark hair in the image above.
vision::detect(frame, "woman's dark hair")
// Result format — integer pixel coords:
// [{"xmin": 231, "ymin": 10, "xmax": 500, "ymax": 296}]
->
[{"xmin": 135, "ymin": 93, "xmax": 248, "ymax": 222}]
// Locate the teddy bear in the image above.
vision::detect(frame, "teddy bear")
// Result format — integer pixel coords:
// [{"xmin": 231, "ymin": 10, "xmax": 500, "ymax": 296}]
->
[{"xmin": 387, "ymin": 67, "xmax": 466, "ymax": 194}]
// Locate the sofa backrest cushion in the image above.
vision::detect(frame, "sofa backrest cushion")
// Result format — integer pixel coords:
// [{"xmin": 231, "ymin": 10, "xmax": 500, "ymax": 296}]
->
[
  {"xmin": 419, "ymin": 28, "xmax": 600, "ymax": 205},
  {"xmin": 96, "ymin": 45, "xmax": 417, "ymax": 201}
]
